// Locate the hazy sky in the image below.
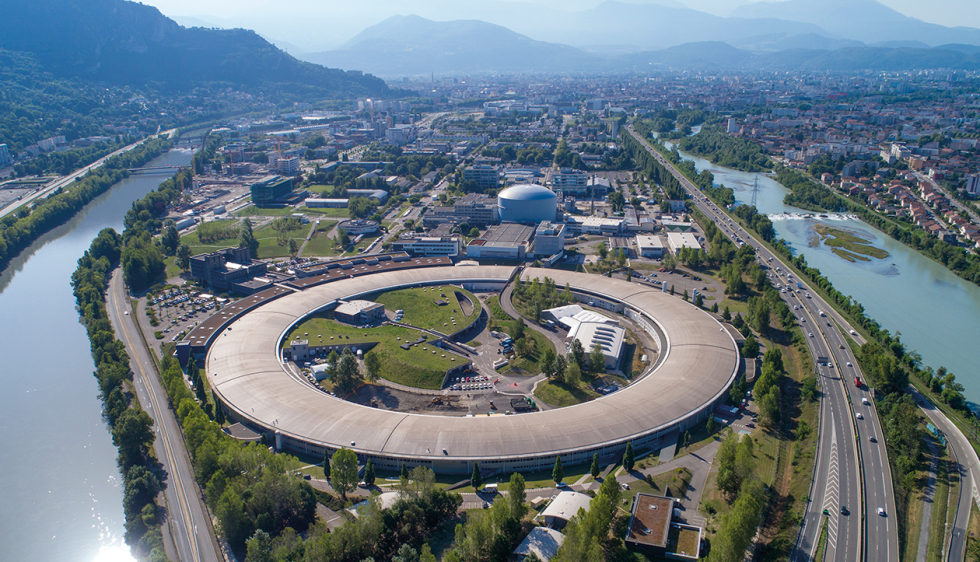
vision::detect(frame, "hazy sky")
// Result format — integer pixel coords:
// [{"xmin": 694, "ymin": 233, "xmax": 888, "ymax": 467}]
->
[{"xmin": 138, "ymin": 0, "xmax": 980, "ymax": 29}]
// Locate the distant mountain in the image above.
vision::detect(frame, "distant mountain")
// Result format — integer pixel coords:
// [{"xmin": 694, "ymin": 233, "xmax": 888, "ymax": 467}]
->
[
  {"xmin": 731, "ymin": 0, "xmax": 980, "ymax": 46},
  {"xmin": 623, "ymin": 42, "xmax": 980, "ymax": 72},
  {"xmin": 730, "ymin": 33, "xmax": 864, "ymax": 52},
  {"xmin": 0, "ymin": 0, "xmax": 388, "ymax": 97},
  {"xmin": 302, "ymin": 15, "xmax": 603, "ymax": 76}
]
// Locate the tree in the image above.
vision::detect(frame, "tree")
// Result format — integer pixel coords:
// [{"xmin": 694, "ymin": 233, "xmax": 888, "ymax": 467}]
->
[
  {"xmin": 238, "ymin": 218, "xmax": 259, "ymax": 259},
  {"xmin": 363, "ymin": 351, "xmax": 381, "ymax": 382},
  {"xmin": 244, "ymin": 529, "xmax": 273, "ymax": 562},
  {"xmin": 113, "ymin": 407, "xmax": 155, "ymax": 468},
  {"xmin": 161, "ymin": 220, "xmax": 179, "ymax": 254},
  {"xmin": 566, "ymin": 361, "xmax": 582, "ymax": 386},
  {"xmin": 553, "ymin": 456, "xmax": 564, "ymax": 485},
  {"xmin": 570, "ymin": 339, "xmax": 586, "ymax": 369},
  {"xmin": 742, "ymin": 334, "xmax": 759, "ymax": 358},
  {"xmin": 553, "ymin": 355, "xmax": 567, "ymax": 383},
  {"xmin": 706, "ymin": 414, "xmax": 716, "ymax": 434},
  {"xmin": 682, "ymin": 289, "xmax": 689, "ymax": 302},
  {"xmin": 400, "ymin": 461, "xmax": 409, "ymax": 480},
  {"xmin": 722, "ymin": 306, "xmax": 731, "ymax": 321},
  {"xmin": 322, "ymin": 449, "xmax": 331, "ymax": 481},
  {"xmin": 330, "ymin": 448, "xmax": 359, "ymax": 500},
  {"xmin": 288, "ymin": 238, "xmax": 299, "ymax": 258},
  {"xmin": 590, "ymin": 453, "xmax": 601, "ymax": 479},
  {"xmin": 333, "ymin": 348, "xmax": 362, "ymax": 394},
  {"xmin": 590, "ymin": 342, "xmax": 606, "ymax": 375},
  {"xmin": 175, "ymin": 243, "xmax": 191, "ymax": 271},
  {"xmin": 510, "ymin": 473, "xmax": 527, "ymax": 519},
  {"xmin": 541, "ymin": 347, "xmax": 557, "ymax": 379},
  {"xmin": 471, "ymin": 463, "xmax": 483, "ymax": 490},
  {"xmin": 623, "ymin": 442, "xmax": 635, "ymax": 472},
  {"xmin": 670, "ymin": 285, "xmax": 675, "ymax": 295},
  {"xmin": 363, "ymin": 459, "xmax": 376, "ymax": 486},
  {"xmin": 468, "ymin": 227, "xmax": 480, "ymax": 238}
]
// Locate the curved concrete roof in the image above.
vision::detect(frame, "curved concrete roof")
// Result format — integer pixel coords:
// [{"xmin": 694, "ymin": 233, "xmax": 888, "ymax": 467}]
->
[
  {"xmin": 207, "ymin": 266, "xmax": 738, "ymax": 462},
  {"xmin": 498, "ymin": 183, "xmax": 558, "ymax": 202}
]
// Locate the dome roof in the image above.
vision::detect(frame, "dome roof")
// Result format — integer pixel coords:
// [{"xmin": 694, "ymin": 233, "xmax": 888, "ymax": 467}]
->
[{"xmin": 498, "ymin": 184, "xmax": 557, "ymax": 201}]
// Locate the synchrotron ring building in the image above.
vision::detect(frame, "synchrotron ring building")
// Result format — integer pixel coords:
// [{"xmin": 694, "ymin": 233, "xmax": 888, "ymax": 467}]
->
[{"xmin": 207, "ymin": 266, "xmax": 740, "ymax": 474}]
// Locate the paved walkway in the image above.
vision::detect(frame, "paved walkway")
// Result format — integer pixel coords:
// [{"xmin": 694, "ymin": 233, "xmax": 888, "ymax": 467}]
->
[
  {"xmin": 624, "ymin": 438, "xmax": 722, "ymax": 526},
  {"xmin": 917, "ymin": 437, "xmax": 940, "ymax": 562}
]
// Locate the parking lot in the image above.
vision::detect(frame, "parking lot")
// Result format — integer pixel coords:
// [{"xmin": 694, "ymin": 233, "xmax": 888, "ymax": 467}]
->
[{"xmin": 139, "ymin": 286, "xmax": 231, "ymax": 354}]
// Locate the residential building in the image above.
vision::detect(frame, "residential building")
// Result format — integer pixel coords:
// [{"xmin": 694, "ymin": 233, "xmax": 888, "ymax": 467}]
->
[
  {"xmin": 463, "ymin": 164, "xmax": 500, "ymax": 191},
  {"xmin": 550, "ymin": 168, "xmax": 589, "ymax": 197},
  {"xmin": 277, "ymin": 156, "xmax": 300, "ymax": 176},
  {"xmin": 965, "ymin": 173, "xmax": 980, "ymax": 195},
  {"xmin": 454, "ymin": 193, "xmax": 500, "ymax": 226}
]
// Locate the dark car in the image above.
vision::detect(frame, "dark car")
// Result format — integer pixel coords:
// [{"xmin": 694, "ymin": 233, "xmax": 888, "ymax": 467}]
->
[{"xmin": 841, "ymin": 505, "xmax": 848, "ymax": 515}]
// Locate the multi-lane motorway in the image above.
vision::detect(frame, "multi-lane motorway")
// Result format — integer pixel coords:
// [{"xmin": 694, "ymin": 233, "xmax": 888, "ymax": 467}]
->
[
  {"xmin": 627, "ymin": 125, "xmax": 899, "ymax": 561},
  {"xmin": 107, "ymin": 271, "xmax": 221, "ymax": 562}
]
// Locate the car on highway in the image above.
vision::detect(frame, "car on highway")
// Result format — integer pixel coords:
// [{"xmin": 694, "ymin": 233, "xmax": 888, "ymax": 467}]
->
[
  {"xmin": 856, "ymin": 412, "xmax": 864, "ymax": 419},
  {"xmin": 809, "ymin": 333, "xmax": 814, "ymax": 338},
  {"xmin": 862, "ymin": 397, "xmax": 870, "ymax": 405},
  {"xmin": 869, "ymin": 436, "xmax": 877, "ymax": 443},
  {"xmin": 846, "ymin": 362, "xmax": 852, "ymax": 367},
  {"xmin": 841, "ymin": 505, "xmax": 848, "ymax": 515},
  {"xmin": 878, "ymin": 507, "xmax": 886, "ymax": 517}
]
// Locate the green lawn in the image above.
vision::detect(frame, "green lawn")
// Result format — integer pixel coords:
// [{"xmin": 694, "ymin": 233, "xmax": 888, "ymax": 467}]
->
[
  {"xmin": 179, "ymin": 219, "xmax": 240, "ymax": 255},
  {"xmin": 236, "ymin": 205, "xmax": 299, "ymax": 217},
  {"xmin": 253, "ymin": 222, "xmax": 311, "ymax": 259},
  {"xmin": 300, "ymin": 220, "xmax": 341, "ymax": 257},
  {"xmin": 374, "ymin": 287, "xmax": 482, "ymax": 333},
  {"xmin": 296, "ymin": 207, "xmax": 350, "ymax": 218},
  {"xmin": 283, "ymin": 316, "xmax": 461, "ymax": 389}
]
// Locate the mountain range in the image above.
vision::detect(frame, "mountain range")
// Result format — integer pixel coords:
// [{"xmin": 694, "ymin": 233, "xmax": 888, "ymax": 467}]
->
[
  {"xmin": 300, "ymin": 13, "xmax": 980, "ymax": 77},
  {"xmin": 0, "ymin": 0, "xmax": 388, "ymax": 98}
]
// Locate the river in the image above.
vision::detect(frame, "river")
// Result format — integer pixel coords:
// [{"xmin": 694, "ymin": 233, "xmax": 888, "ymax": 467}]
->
[
  {"xmin": 0, "ymin": 149, "xmax": 192, "ymax": 562},
  {"xmin": 660, "ymin": 135, "xmax": 980, "ymax": 404}
]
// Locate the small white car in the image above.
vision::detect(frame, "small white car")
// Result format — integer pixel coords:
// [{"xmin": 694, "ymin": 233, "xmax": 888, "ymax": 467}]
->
[
  {"xmin": 862, "ymin": 397, "xmax": 870, "ymax": 405},
  {"xmin": 878, "ymin": 507, "xmax": 886, "ymax": 517},
  {"xmin": 846, "ymin": 362, "xmax": 853, "ymax": 367},
  {"xmin": 856, "ymin": 412, "xmax": 864, "ymax": 419}
]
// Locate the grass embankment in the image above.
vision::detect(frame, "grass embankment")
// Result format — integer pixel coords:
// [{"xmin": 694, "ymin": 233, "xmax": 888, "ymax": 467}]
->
[
  {"xmin": 926, "ymin": 440, "xmax": 952, "ymax": 562},
  {"xmin": 535, "ymin": 380, "xmax": 598, "ymax": 408},
  {"xmin": 252, "ymin": 221, "xmax": 311, "ymax": 259},
  {"xmin": 813, "ymin": 224, "xmax": 890, "ymax": 263},
  {"xmin": 375, "ymin": 286, "xmax": 482, "ymax": 333},
  {"xmin": 283, "ymin": 316, "xmax": 460, "ymax": 390},
  {"xmin": 236, "ymin": 204, "xmax": 351, "ymax": 219},
  {"xmin": 179, "ymin": 219, "xmax": 239, "ymax": 255}
]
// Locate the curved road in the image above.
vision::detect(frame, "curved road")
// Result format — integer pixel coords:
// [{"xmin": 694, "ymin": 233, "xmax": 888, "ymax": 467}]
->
[
  {"xmin": 107, "ymin": 270, "xmax": 221, "ymax": 562},
  {"xmin": 628, "ymin": 124, "xmax": 900, "ymax": 561}
]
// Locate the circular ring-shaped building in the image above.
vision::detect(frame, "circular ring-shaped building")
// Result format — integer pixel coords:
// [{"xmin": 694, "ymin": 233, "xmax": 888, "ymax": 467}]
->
[{"xmin": 207, "ymin": 266, "xmax": 739, "ymax": 474}]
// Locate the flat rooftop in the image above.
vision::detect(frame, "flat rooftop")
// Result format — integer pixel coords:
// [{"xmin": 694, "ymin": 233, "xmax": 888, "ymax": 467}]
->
[
  {"xmin": 481, "ymin": 223, "xmax": 535, "ymax": 247},
  {"xmin": 626, "ymin": 494, "xmax": 674, "ymax": 548}
]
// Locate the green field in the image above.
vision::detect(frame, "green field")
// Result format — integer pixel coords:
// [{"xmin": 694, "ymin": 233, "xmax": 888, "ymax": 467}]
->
[
  {"xmin": 296, "ymin": 207, "xmax": 350, "ymax": 218},
  {"xmin": 236, "ymin": 205, "xmax": 299, "ymax": 217},
  {"xmin": 179, "ymin": 219, "xmax": 240, "ymax": 255},
  {"xmin": 283, "ymin": 316, "xmax": 460, "ymax": 389},
  {"xmin": 299, "ymin": 220, "xmax": 341, "ymax": 257},
  {"xmin": 252, "ymin": 221, "xmax": 311, "ymax": 259},
  {"xmin": 373, "ymin": 286, "xmax": 482, "ymax": 333},
  {"xmin": 534, "ymin": 380, "xmax": 598, "ymax": 408}
]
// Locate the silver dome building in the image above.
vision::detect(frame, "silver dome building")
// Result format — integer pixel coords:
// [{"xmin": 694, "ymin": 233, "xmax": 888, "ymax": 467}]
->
[{"xmin": 497, "ymin": 184, "xmax": 558, "ymax": 223}]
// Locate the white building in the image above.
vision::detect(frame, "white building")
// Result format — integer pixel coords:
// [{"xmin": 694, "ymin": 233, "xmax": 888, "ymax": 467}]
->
[
  {"xmin": 391, "ymin": 235, "xmax": 463, "ymax": 257},
  {"xmin": 569, "ymin": 321, "xmax": 625, "ymax": 371},
  {"xmin": 513, "ymin": 527, "xmax": 565, "ymax": 562},
  {"xmin": 666, "ymin": 232, "xmax": 701, "ymax": 255},
  {"xmin": 635, "ymin": 235, "xmax": 665, "ymax": 259},
  {"xmin": 277, "ymin": 156, "xmax": 301, "ymax": 176},
  {"xmin": 567, "ymin": 216, "xmax": 625, "ymax": 235},
  {"xmin": 534, "ymin": 221, "xmax": 566, "ymax": 257},
  {"xmin": 305, "ymin": 198, "xmax": 348, "ymax": 208},
  {"xmin": 541, "ymin": 491, "xmax": 592, "ymax": 530},
  {"xmin": 965, "ymin": 173, "xmax": 980, "ymax": 195}
]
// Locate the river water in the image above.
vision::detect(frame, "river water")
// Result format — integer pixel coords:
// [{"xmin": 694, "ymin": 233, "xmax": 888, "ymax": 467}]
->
[
  {"xmin": 0, "ymin": 150, "xmax": 191, "ymax": 562},
  {"xmin": 660, "ymin": 137, "xmax": 980, "ymax": 403}
]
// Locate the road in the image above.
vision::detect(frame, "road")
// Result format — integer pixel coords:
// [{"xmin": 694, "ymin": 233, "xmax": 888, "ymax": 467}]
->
[
  {"xmin": 627, "ymin": 125, "xmax": 899, "ymax": 561},
  {"xmin": 0, "ymin": 129, "xmax": 177, "ymax": 219},
  {"xmin": 908, "ymin": 385, "xmax": 979, "ymax": 562},
  {"xmin": 107, "ymin": 270, "xmax": 221, "ymax": 562}
]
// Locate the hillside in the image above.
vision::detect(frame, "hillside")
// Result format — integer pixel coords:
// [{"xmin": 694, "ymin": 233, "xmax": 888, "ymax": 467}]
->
[
  {"xmin": 0, "ymin": 0, "xmax": 388, "ymax": 97},
  {"xmin": 303, "ymin": 15, "xmax": 602, "ymax": 76}
]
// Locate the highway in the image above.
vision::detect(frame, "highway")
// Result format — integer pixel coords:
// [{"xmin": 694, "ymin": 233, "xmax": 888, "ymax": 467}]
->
[
  {"xmin": 0, "ymin": 129, "xmax": 177, "ymax": 219},
  {"xmin": 627, "ymin": 125, "xmax": 899, "ymax": 561},
  {"xmin": 107, "ymin": 270, "xmax": 221, "ymax": 562}
]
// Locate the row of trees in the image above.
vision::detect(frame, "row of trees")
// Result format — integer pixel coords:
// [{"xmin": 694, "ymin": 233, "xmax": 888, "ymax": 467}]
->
[
  {"xmin": 511, "ymin": 276, "xmax": 576, "ymax": 322},
  {"xmin": 678, "ymin": 125, "xmax": 773, "ymax": 173},
  {"xmin": 71, "ymin": 227, "xmax": 166, "ymax": 560}
]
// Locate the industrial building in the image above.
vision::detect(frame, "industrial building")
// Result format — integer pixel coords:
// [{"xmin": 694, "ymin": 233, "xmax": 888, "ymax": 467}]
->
[
  {"xmin": 666, "ymin": 232, "xmax": 702, "ymax": 255},
  {"xmin": 391, "ymin": 235, "xmax": 463, "ymax": 257},
  {"xmin": 334, "ymin": 300, "xmax": 386, "ymax": 325},
  {"xmin": 463, "ymin": 164, "xmax": 500, "ymax": 191},
  {"xmin": 347, "ymin": 189, "xmax": 389, "ymax": 203},
  {"xmin": 570, "ymin": 321, "xmax": 626, "ymax": 371},
  {"xmin": 566, "ymin": 216, "xmax": 625, "ymax": 236},
  {"xmin": 497, "ymin": 184, "xmax": 558, "ymax": 223},
  {"xmin": 250, "ymin": 175, "xmax": 294, "ymax": 204},
  {"xmin": 189, "ymin": 247, "xmax": 269, "ymax": 292},
  {"xmin": 541, "ymin": 492, "xmax": 592, "ymax": 530},
  {"xmin": 466, "ymin": 222, "xmax": 535, "ymax": 260},
  {"xmin": 625, "ymin": 494, "xmax": 701, "ymax": 559},
  {"xmin": 533, "ymin": 221, "xmax": 566, "ymax": 257},
  {"xmin": 635, "ymin": 235, "xmax": 666, "ymax": 259},
  {"xmin": 305, "ymin": 198, "xmax": 348, "ymax": 208}
]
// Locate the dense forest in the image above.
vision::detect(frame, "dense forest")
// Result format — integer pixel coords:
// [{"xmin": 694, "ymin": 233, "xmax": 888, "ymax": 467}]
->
[{"xmin": 678, "ymin": 125, "xmax": 772, "ymax": 173}]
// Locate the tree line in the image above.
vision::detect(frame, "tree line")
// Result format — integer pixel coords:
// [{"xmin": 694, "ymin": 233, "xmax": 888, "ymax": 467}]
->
[
  {"xmin": 0, "ymin": 136, "xmax": 171, "ymax": 278},
  {"xmin": 678, "ymin": 125, "xmax": 773, "ymax": 173}
]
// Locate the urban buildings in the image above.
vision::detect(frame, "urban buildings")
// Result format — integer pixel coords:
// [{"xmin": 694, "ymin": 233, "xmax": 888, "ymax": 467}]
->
[
  {"xmin": 249, "ymin": 175, "xmax": 294, "ymax": 204},
  {"xmin": 465, "ymin": 223, "xmax": 535, "ymax": 260}
]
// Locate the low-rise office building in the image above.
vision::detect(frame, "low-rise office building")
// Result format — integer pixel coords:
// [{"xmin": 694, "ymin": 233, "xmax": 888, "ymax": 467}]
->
[
  {"xmin": 666, "ymin": 232, "xmax": 701, "ymax": 255},
  {"xmin": 250, "ymin": 175, "xmax": 294, "ymax": 204},
  {"xmin": 334, "ymin": 300, "xmax": 386, "ymax": 325},
  {"xmin": 189, "ymin": 247, "xmax": 268, "ymax": 292},
  {"xmin": 305, "ymin": 198, "xmax": 348, "ymax": 208},
  {"xmin": 569, "ymin": 321, "xmax": 625, "ymax": 371},
  {"xmin": 533, "ymin": 221, "xmax": 566, "ymax": 257},
  {"xmin": 391, "ymin": 235, "xmax": 464, "ymax": 257},
  {"xmin": 636, "ymin": 235, "xmax": 666, "ymax": 259}
]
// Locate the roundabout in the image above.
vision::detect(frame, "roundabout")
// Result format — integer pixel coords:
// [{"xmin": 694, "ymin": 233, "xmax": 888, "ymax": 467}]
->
[{"xmin": 206, "ymin": 266, "xmax": 740, "ymax": 475}]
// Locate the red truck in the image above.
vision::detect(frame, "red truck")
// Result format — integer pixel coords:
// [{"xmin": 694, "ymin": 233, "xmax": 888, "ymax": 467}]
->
[{"xmin": 854, "ymin": 376, "xmax": 862, "ymax": 388}]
